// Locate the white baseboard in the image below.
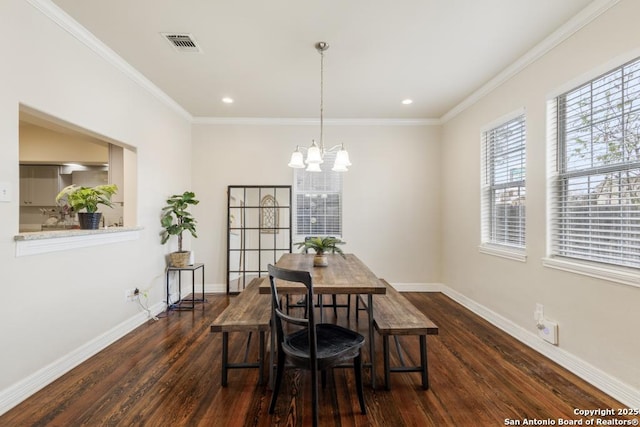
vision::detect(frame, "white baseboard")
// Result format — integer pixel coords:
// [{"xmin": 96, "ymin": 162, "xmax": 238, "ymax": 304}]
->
[
  {"xmin": 0, "ymin": 301, "xmax": 165, "ymax": 416},
  {"xmin": 436, "ymin": 284, "xmax": 640, "ymax": 408},
  {"xmin": 204, "ymin": 283, "xmax": 226, "ymax": 294},
  {"xmin": 390, "ymin": 282, "xmax": 443, "ymax": 292}
]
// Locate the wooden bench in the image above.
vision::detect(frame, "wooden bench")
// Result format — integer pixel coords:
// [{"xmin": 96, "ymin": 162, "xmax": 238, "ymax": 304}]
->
[
  {"xmin": 370, "ymin": 279, "xmax": 439, "ymax": 390},
  {"xmin": 210, "ymin": 278, "xmax": 271, "ymax": 386}
]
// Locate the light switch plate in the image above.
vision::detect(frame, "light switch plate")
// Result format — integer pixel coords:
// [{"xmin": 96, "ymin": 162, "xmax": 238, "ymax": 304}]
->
[{"xmin": 0, "ymin": 182, "xmax": 11, "ymax": 202}]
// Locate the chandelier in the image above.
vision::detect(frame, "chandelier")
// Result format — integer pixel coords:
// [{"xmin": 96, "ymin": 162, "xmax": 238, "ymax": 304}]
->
[{"xmin": 288, "ymin": 42, "xmax": 351, "ymax": 172}]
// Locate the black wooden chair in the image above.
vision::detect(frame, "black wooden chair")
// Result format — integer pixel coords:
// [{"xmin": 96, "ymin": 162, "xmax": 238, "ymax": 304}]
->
[{"xmin": 267, "ymin": 264, "xmax": 366, "ymax": 427}]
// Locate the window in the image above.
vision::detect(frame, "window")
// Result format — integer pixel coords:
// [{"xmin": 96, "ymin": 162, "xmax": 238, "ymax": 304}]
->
[
  {"xmin": 549, "ymin": 57, "xmax": 640, "ymax": 270},
  {"xmin": 481, "ymin": 113, "xmax": 526, "ymax": 253},
  {"xmin": 293, "ymin": 151, "xmax": 342, "ymax": 237}
]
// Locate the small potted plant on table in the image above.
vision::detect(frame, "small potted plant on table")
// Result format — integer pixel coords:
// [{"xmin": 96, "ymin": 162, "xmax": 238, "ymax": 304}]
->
[
  {"xmin": 295, "ymin": 236, "xmax": 345, "ymax": 267},
  {"xmin": 55, "ymin": 184, "xmax": 118, "ymax": 230},
  {"xmin": 161, "ymin": 191, "xmax": 199, "ymax": 267}
]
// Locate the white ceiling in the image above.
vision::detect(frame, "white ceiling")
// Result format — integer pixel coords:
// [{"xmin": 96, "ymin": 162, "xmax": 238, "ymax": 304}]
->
[{"xmin": 51, "ymin": 0, "xmax": 595, "ymax": 120}]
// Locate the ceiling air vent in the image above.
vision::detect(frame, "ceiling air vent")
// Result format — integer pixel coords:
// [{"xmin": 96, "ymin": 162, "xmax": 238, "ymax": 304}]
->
[{"xmin": 161, "ymin": 33, "xmax": 202, "ymax": 53}]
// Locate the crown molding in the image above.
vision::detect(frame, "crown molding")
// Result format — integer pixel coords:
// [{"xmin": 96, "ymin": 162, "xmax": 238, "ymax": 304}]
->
[
  {"xmin": 26, "ymin": 0, "xmax": 193, "ymax": 122},
  {"xmin": 29, "ymin": 0, "xmax": 620, "ymax": 127},
  {"xmin": 439, "ymin": 0, "xmax": 621, "ymax": 123},
  {"xmin": 192, "ymin": 117, "xmax": 440, "ymax": 126}
]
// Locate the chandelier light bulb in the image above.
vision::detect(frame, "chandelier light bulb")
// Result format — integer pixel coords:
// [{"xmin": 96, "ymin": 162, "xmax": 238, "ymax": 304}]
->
[
  {"xmin": 306, "ymin": 162, "xmax": 322, "ymax": 172},
  {"xmin": 305, "ymin": 140, "xmax": 323, "ymax": 164},
  {"xmin": 288, "ymin": 147, "xmax": 305, "ymax": 168},
  {"xmin": 334, "ymin": 146, "xmax": 352, "ymax": 167}
]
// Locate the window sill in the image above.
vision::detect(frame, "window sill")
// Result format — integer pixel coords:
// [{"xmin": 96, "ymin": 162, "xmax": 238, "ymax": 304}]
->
[
  {"xmin": 542, "ymin": 257, "xmax": 640, "ymax": 289},
  {"xmin": 14, "ymin": 226, "xmax": 142, "ymax": 257},
  {"xmin": 478, "ymin": 244, "xmax": 527, "ymax": 262}
]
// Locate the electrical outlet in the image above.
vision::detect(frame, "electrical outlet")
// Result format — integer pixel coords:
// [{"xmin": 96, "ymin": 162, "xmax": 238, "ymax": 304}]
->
[{"xmin": 125, "ymin": 288, "xmax": 139, "ymax": 302}]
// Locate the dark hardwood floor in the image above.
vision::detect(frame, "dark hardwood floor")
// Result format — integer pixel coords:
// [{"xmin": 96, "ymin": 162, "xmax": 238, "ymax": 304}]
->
[{"xmin": 1, "ymin": 292, "xmax": 630, "ymax": 426}]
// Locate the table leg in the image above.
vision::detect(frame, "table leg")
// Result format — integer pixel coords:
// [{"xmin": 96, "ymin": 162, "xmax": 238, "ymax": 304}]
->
[
  {"xmin": 420, "ymin": 335, "xmax": 428, "ymax": 390},
  {"xmin": 222, "ymin": 332, "xmax": 229, "ymax": 387},
  {"xmin": 201, "ymin": 264, "xmax": 206, "ymax": 302},
  {"xmin": 269, "ymin": 304, "xmax": 275, "ymax": 390},
  {"xmin": 191, "ymin": 269, "xmax": 195, "ymax": 309},
  {"xmin": 165, "ymin": 269, "xmax": 170, "ymax": 309},
  {"xmin": 368, "ymin": 294, "xmax": 376, "ymax": 389}
]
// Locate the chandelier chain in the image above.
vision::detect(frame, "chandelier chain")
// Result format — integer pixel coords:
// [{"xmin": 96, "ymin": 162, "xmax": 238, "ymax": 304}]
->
[{"xmin": 319, "ymin": 47, "xmax": 324, "ymax": 151}]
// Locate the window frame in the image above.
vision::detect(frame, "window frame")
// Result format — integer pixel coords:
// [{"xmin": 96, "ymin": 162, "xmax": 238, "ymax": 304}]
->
[
  {"xmin": 545, "ymin": 56, "xmax": 640, "ymax": 288},
  {"xmin": 479, "ymin": 110, "xmax": 527, "ymax": 262}
]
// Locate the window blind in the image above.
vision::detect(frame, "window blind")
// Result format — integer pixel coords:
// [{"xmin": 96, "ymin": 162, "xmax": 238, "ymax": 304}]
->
[
  {"xmin": 550, "ymin": 56, "xmax": 640, "ymax": 269},
  {"xmin": 481, "ymin": 114, "xmax": 526, "ymax": 248},
  {"xmin": 293, "ymin": 151, "xmax": 342, "ymax": 236}
]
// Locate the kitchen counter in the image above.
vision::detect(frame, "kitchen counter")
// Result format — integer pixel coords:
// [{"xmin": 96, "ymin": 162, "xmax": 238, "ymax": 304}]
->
[
  {"xmin": 14, "ymin": 226, "xmax": 143, "ymax": 257},
  {"xmin": 14, "ymin": 226, "xmax": 142, "ymax": 241}
]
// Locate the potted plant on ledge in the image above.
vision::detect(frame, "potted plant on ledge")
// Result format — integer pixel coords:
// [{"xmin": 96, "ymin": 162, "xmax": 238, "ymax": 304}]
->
[
  {"xmin": 56, "ymin": 184, "xmax": 118, "ymax": 230},
  {"xmin": 295, "ymin": 236, "xmax": 345, "ymax": 267},
  {"xmin": 161, "ymin": 191, "xmax": 199, "ymax": 267}
]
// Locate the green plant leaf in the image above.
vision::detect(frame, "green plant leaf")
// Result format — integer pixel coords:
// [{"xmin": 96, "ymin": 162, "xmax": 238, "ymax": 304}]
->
[{"xmin": 160, "ymin": 191, "xmax": 199, "ymax": 251}]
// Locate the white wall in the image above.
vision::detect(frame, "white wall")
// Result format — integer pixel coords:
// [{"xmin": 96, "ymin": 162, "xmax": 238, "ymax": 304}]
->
[
  {"xmin": 0, "ymin": 0, "xmax": 191, "ymax": 406},
  {"xmin": 191, "ymin": 123, "xmax": 441, "ymax": 287},
  {"xmin": 441, "ymin": 0, "xmax": 640, "ymax": 394}
]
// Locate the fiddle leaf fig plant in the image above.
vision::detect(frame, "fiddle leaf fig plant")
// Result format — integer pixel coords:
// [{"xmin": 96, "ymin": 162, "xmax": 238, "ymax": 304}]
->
[
  {"xmin": 160, "ymin": 191, "xmax": 199, "ymax": 252},
  {"xmin": 56, "ymin": 184, "xmax": 118, "ymax": 213}
]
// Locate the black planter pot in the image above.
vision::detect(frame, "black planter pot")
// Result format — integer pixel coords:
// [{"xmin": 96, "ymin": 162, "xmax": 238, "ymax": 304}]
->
[{"xmin": 78, "ymin": 212, "xmax": 102, "ymax": 230}]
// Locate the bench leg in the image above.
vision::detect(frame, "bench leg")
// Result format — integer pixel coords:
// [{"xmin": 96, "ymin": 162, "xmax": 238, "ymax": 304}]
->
[
  {"xmin": 368, "ymin": 294, "xmax": 376, "ymax": 389},
  {"xmin": 222, "ymin": 332, "xmax": 229, "ymax": 387},
  {"xmin": 420, "ymin": 335, "xmax": 428, "ymax": 390},
  {"xmin": 258, "ymin": 331, "xmax": 265, "ymax": 386},
  {"xmin": 383, "ymin": 334, "xmax": 390, "ymax": 390}
]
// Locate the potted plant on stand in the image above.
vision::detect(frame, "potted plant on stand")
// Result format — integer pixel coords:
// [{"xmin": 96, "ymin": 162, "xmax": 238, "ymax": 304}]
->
[
  {"xmin": 55, "ymin": 184, "xmax": 118, "ymax": 229},
  {"xmin": 161, "ymin": 191, "xmax": 199, "ymax": 267},
  {"xmin": 295, "ymin": 236, "xmax": 345, "ymax": 267}
]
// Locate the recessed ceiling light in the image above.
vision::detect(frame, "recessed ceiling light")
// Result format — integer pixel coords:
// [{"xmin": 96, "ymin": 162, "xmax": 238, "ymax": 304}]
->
[
  {"xmin": 222, "ymin": 97, "xmax": 234, "ymax": 104},
  {"xmin": 402, "ymin": 99, "xmax": 413, "ymax": 105}
]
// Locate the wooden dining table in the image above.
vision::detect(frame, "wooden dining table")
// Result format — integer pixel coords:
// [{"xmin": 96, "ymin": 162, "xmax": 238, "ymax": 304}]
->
[{"xmin": 259, "ymin": 253, "xmax": 387, "ymax": 388}]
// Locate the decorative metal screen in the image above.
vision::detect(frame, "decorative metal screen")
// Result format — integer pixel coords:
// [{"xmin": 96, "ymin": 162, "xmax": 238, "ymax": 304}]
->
[{"xmin": 260, "ymin": 194, "xmax": 278, "ymax": 233}]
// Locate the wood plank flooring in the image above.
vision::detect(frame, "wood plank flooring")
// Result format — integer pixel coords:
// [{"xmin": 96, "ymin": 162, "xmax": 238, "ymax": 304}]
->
[{"xmin": 1, "ymin": 292, "xmax": 631, "ymax": 426}]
